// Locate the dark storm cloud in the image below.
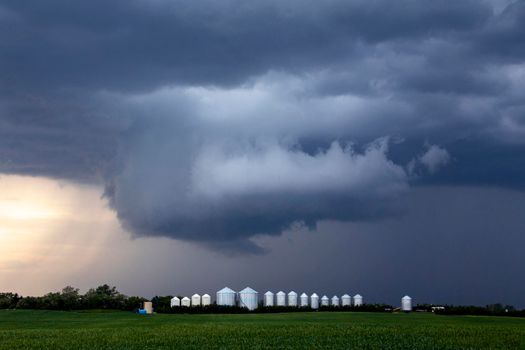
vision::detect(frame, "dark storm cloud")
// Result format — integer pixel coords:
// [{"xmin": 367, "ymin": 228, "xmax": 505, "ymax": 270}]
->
[
  {"xmin": 1, "ymin": 0, "xmax": 525, "ymax": 251},
  {"xmin": 0, "ymin": 0, "xmax": 493, "ymax": 91}
]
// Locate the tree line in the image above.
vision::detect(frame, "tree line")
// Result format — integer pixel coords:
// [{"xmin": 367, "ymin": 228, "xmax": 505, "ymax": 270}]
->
[{"xmin": 0, "ymin": 285, "xmax": 146, "ymax": 311}]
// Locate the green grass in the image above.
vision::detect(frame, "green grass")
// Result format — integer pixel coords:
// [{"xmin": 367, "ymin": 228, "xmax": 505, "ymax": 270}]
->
[{"xmin": 0, "ymin": 310, "xmax": 524, "ymax": 349}]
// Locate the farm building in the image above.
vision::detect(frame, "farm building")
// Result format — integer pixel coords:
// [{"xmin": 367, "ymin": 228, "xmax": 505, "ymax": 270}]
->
[
  {"xmin": 276, "ymin": 291, "xmax": 286, "ymax": 306},
  {"xmin": 310, "ymin": 293, "xmax": 319, "ymax": 309},
  {"xmin": 341, "ymin": 294, "xmax": 351, "ymax": 306},
  {"xmin": 202, "ymin": 294, "xmax": 211, "ymax": 306},
  {"xmin": 353, "ymin": 294, "xmax": 363, "ymax": 306},
  {"xmin": 331, "ymin": 295, "xmax": 339, "ymax": 307},
  {"xmin": 170, "ymin": 296, "xmax": 180, "ymax": 307},
  {"xmin": 300, "ymin": 293, "xmax": 308, "ymax": 307},
  {"xmin": 143, "ymin": 301, "xmax": 153, "ymax": 314},
  {"xmin": 238, "ymin": 287, "xmax": 258, "ymax": 310},
  {"xmin": 216, "ymin": 287, "xmax": 236, "ymax": 306},
  {"xmin": 191, "ymin": 294, "xmax": 201, "ymax": 306},
  {"xmin": 288, "ymin": 291, "xmax": 298, "ymax": 307},
  {"xmin": 264, "ymin": 291, "xmax": 274, "ymax": 306},
  {"xmin": 321, "ymin": 295, "xmax": 329, "ymax": 307}
]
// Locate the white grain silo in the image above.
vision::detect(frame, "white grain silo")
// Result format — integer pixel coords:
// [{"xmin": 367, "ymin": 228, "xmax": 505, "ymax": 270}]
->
[
  {"xmin": 202, "ymin": 294, "xmax": 211, "ymax": 306},
  {"xmin": 216, "ymin": 287, "xmax": 236, "ymax": 306},
  {"xmin": 353, "ymin": 294, "xmax": 363, "ymax": 306},
  {"xmin": 331, "ymin": 295, "xmax": 340, "ymax": 307},
  {"xmin": 321, "ymin": 295, "xmax": 329, "ymax": 306},
  {"xmin": 288, "ymin": 291, "xmax": 298, "ymax": 307},
  {"xmin": 181, "ymin": 297, "xmax": 191, "ymax": 307},
  {"xmin": 191, "ymin": 293, "xmax": 201, "ymax": 306},
  {"xmin": 300, "ymin": 293, "xmax": 308, "ymax": 307},
  {"xmin": 276, "ymin": 291, "xmax": 286, "ymax": 306},
  {"xmin": 170, "ymin": 296, "xmax": 180, "ymax": 307},
  {"xmin": 401, "ymin": 295, "xmax": 412, "ymax": 312},
  {"xmin": 310, "ymin": 293, "xmax": 319, "ymax": 309},
  {"xmin": 341, "ymin": 294, "xmax": 351, "ymax": 307},
  {"xmin": 264, "ymin": 291, "xmax": 274, "ymax": 307},
  {"xmin": 238, "ymin": 287, "xmax": 258, "ymax": 311}
]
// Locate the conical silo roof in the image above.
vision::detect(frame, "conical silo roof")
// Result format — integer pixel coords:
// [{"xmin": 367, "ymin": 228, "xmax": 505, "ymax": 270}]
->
[
  {"xmin": 265, "ymin": 291, "xmax": 274, "ymax": 296},
  {"xmin": 300, "ymin": 293, "xmax": 308, "ymax": 297},
  {"xmin": 240, "ymin": 287, "xmax": 258, "ymax": 294},
  {"xmin": 218, "ymin": 287, "xmax": 236, "ymax": 293}
]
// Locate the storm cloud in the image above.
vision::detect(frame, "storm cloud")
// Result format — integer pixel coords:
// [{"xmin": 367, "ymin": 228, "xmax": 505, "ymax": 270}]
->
[{"xmin": 1, "ymin": 0, "xmax": 525, "ymax": 252}]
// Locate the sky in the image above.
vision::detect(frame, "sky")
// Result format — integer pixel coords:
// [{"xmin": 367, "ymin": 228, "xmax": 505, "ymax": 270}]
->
[{"xmin": 0, "ymin": 0, "xmax": 524, "ymax": 307}]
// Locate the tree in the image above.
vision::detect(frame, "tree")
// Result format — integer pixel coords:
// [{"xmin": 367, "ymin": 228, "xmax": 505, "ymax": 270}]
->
[
  {"xmin": 0, "ymin": 293, "xmax": 20, "ymax": 309},
  {"xmin": 60, "ymin": 286, "xmax": 81, "ymax": 310}
]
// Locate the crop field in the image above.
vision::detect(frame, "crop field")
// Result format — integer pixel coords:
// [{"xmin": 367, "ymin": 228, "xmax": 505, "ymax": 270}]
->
[{"xmin": 0, "ymin": 310, "xmax": 524, "ymax": 349}]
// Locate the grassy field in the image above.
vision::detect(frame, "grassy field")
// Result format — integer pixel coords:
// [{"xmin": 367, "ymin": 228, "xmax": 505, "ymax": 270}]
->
[{"xmin": 0, "ymin": 310, "xmax": 524, "ymax": 349}]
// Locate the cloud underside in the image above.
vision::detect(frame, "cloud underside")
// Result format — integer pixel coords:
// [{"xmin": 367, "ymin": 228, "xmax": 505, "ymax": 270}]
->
[{"xmin": 1, "ymin": 0, "xmax": 525, "ymax": 251}]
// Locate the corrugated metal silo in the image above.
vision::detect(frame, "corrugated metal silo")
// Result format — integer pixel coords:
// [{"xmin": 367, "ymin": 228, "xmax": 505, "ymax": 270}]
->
[
  {"xmin": 202, "ymin": 294, "xmax": 211, "ymax": 306},
  {"xmin": 276, "ymin": 291, "xmax": 286, "ymax": 306},
  {"xmin": 288, "ymin": 291, "xmax": 298, "ymax": 307},
  {"xmin": 331, "ymin": 295, "xmax": 340, "ymax": 307},
  {"xmin": 181, "ymin": 297, "xmax": 191, "ymax": 307},
  {"xmin": 321, "ymin": 295, "xmax": 329, "ymax": 306},
  {"xmin": 341, "ymin": 294, "xmax": 351, "ymax": 307},
  {"xmin": 191, "ymin": 293, "xmax": 201, "ymax": 306},
  {"xmin": 170, "ymin": 296, "xmax": 180, "ymax": 307},
  {"xmin": 238, "ymin": 287, "xmax": 258, "ymax": 311},
  {"xmin": 353, "ymin": 294, "xmax": 363, "ymax": 306},
  {"xmin": 216, "ymin": 287, "xmax": 236, "ymax": 306},
  {"xmin": 264, "ymin": 291, "xmax": 274, "ymax": 307},
  {"xmin": 401, "ymin": 295, "xmax": 412, "ymax": 312},
  {"xmin": 300, "ymin": 293, "xmax": 308, "ymax": 307},
  {"xmin": 310, "ymin": 293, "xmax": 319, "ymax": 309}
]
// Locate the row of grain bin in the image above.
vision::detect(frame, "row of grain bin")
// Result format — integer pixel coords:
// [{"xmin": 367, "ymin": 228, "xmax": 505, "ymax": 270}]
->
[
  {"xmin": 170, "ymin": 294, "xmax": 211, "ymax": 307},
  {"xmin": 171, "ymin": 287, "xmax": 366, "ymax": 311},
  {"xmin": 264, "ymin": 291, "xmax": 363, "ymax": 309}
]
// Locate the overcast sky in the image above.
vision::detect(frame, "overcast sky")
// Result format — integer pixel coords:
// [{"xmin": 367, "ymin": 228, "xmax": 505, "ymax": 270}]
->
[{"xmin": 1, "ymin": 0, "xmax": 524, "ymax": 307}]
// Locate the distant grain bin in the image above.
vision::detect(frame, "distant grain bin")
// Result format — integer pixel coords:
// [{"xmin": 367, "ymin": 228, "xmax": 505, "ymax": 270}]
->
[
  {"xmin": 288, "ymin": 291, "xmax": 298, "ymax": 307},
  {"xmin": 353, "ymin": 294, "xmax": 363, "ymax": 306},
  {"xmin": 310, "ymin": 293, "xmax": 319, "ymax": 309},
  {"xmin": 276, "ymin": 291, "xmax": 286, "ymax": 306},
  {"xmin": 238, "ymin": 287, "xmax": 258, "ymax": 311},
  {"xmin": 321, "ymin": 295, "xmax": 329, "ymax": 306},
  {"xmin": 181, "ymin": 297, "xmax": 191, "ymax": 307},
  {"xmin": 202, "ymin": 294, "xmax": 211, "ymax": 306},
  {"xmin": 331, "ymin": 295, "xmax": 340, "ymax": 307},
  {"xmin": 170, "ymin": 296, "xmax": 180, "ymax": 307},
  {"xmin": 143, "ymin": 301, "xmax": 153, "ymax": 314},
  {"xmin": 264, "ymin": 291, "xmax": 274, "ymax": 307},
  {"xmin": 300, "ymin": 293, "xmax": 308, "ymax": 307},
  {"xmin": 216, "ymin": 287, "xmax": 236, "ymax": 306},
  {"xmin": 191, "ymin": 294, "xmax": 201, "ymax": 306},
  {"xmin": 401, "ymin": 295, "xmax": 412, "ymax": 312},
  {"xmin": 341, "ymin": 294, "xmax": 351, "ymax": 306}
]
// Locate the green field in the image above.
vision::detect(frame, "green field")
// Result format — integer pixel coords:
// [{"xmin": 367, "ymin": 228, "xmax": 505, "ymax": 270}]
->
[{"xmin": 0, "ymin": 310, "xmax": 524, "ymax": 349}]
